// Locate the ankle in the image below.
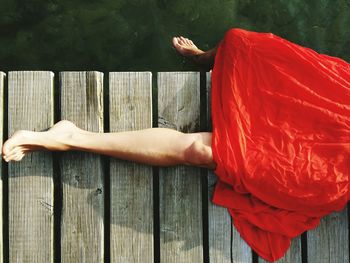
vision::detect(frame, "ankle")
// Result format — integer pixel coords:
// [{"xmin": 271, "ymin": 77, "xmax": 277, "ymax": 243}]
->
[
  {"xmin": 191, "ymin": 50, "xmax": 215, "ymax": 70},
  {"xmin": 42, "ymin": 130, "xmax": 75, "ymax": 151},
  {"xmin": 189, "ymin": 50, "xmax": 205, "ymax": 61},
  {"xmin": 64, "ymin": 131, "xmax": 81, "ymax": 150}
]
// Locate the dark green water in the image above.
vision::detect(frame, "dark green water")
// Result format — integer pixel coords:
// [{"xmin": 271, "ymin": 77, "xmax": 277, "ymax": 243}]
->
[{"xmin": 0, "ymin": 0, "xmax": 349, "ymax": 71}]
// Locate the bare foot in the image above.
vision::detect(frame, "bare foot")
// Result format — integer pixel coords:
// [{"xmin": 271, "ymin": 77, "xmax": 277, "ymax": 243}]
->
[
  {"xmin": 1, "ymin": 120, "xmax": 84, "ymax": 162},
  {"xmin": 172, "ymin": 36, "xmax": 204, "ymax": 58}
]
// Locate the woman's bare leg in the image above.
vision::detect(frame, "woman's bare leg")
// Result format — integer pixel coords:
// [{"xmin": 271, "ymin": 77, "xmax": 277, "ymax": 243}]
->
[
  {"xmin": 1, "ymin": 120, "xmax": 216, "ymax": 169},
  {"xmin": 172, "ymin": 36, "xmax": 218, "ymax": 70}
]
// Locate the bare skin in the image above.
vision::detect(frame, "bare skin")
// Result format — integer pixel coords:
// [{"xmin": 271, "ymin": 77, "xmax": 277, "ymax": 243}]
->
[
  {"xmin": 172, "ymin": 36, "xmax": 218, "ymax": 70},
  {"xmin": 1, "ymin": 37, "xmax": 218, "ymax": 170},
  {"xmin": 1, "ymin": 120, "xmax": 216, "ymax": 169}
]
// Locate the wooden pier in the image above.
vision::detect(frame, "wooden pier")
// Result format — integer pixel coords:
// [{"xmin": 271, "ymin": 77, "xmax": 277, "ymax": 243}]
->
[{"xmin": 0, "ymin": 71, "xmax": 348, "ymax": 262}]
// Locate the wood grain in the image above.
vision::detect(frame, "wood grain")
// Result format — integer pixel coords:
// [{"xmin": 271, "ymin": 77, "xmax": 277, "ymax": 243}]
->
[
  {"xmin": 158, "ymin": 72, "xmax": 203, "ymax": 263},
  {"xmin": 60, "ymin": 71, "xmax": 104, "ymax": 262},
  {"xmin": 206, "ymin": 72, "xmax": 252, "ymax": 263},
  {"xmin": 3, "ymin": 70, "xmax": 349, "ymax": 263},
  {"xmin": 109, "ymin": 72, "xmax": 153, "ymax": 262},
  {"xmin": 307, "ymin": 207, "xmax": 349, "ymax": 263},
  {"xmin": 0, "ymin": 72, "xmax": 5, "ymax": 263},
  {"xmin": 8, "ymin": 71, "xmax": 54, "ymax": 262}
]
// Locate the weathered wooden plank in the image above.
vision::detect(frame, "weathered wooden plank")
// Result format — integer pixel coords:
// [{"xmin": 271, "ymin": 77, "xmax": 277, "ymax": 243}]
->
[
  {"xmin": 60, "ymin": 71, "xmax": 104, "ymax": 262},
  {"xmin": 307, "ymin": 207, "xmax": 349, "ymax": 263},
  {"xmin": 206, "ymin": 72, "xmax": 252, "ymax": 262},
  {"xmin": 158, "ymin": 72, "xmax": 203, "ymax": 262},
  {"xmin": 207, "ymin": 171, "xmax": 232, "ymax": 263},
  {"xmin": 8, "ymin": 71, "xmax": 54, "ymax": 262},
  {"xmin": 0, "ymin": 72, "xmax": 5, "ymax": 263},
  {"xmin": 109, "ymin": 72, "xmax": 153, "ymax": 262}
]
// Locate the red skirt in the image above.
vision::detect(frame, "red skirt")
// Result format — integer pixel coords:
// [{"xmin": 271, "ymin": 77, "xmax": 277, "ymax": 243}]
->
[{"xmin": 211, "ymin": 28, "xmax": 350, "ymax": 262}]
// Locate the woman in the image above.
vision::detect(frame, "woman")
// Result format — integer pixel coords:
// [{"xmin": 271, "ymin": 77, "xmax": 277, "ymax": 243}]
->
[{"xmin": 2, "ymin": 28, "xmax": 350, "ymax": 262}]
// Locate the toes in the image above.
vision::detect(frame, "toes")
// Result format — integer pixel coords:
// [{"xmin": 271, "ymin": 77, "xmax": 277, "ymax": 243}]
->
[
  {"xmin": 3, "ymin": 150, "xmax": 18, "ymax": 162},
  {"xmin": 172, "ymin": 37, "xmax": 179, "ymax": 47},
  {"xmin": 178, "ymin": 38, "xmax": 185, "ymax": 45},
  {"xmin": 3, "ymin": 146, "xmax": 31, "ymax": 162},
  {"xmin": 7, "ymin": 146, "xmax": 19, "ymax": 155},
  {"xmin": 179, "ymin": 36, "xmax": 187, "ymax": 44},
  {"xmin": 21, "ymin": 147, "xmax": 31, "ymax": 153},
  {"xmin": 13, "ymin": 152, "xmax": 24, "ymax": 162},
  {"xmin": 177, "ymin": 36, "xmax": 194, "ymax": 47},
  {"xmin": 3, "ymin": 153, "xmax": 12, "ymax": 162},
  {"xmin": 2, "ymin": 142, "xmax": 13, "ymax": 157},
  {"xmin": 2, "ymin": 130, "xmax": 27, "ymax": 156},
  {"xmin": 172, "ymin": 37, "xmax": 184, "ymax": 49},
  {"xmin": 173, "ymin": 36, "xmax": 189, "ymax": 49},
  {"xmin": 173, "ymin": 35, "xmax": 200, "ymax": 57},
  {"xmin": 11, "ymin": 152, "xmax": 20, "ymax": 161},
  {"xmin": 3, "ymin": 146, "xmax": 24, "ymax": 161}
]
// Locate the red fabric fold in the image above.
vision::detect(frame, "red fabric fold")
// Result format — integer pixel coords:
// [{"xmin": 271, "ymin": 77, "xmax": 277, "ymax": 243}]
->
[{"xmin": 211, "ymin": 28, "xmax": 350, "ymax": 262}]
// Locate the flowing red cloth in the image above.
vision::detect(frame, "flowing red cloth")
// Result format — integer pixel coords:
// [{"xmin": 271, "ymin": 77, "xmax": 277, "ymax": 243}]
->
[{"xmin": 211, "ymin": 28, "xmax": 350, "ymax": 262}]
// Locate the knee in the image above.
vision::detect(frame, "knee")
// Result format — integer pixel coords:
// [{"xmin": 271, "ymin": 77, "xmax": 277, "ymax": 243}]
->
[{"xmin": 183, "ymin": 139, "xmax": 213, "ymax": 168}]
